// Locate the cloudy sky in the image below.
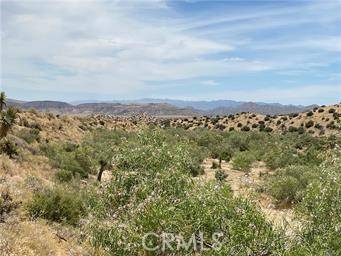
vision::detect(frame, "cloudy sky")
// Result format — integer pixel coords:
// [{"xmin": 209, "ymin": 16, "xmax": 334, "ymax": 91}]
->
[{"xmin": 1, "ymin": 0, "xmax": 341, "ymax": 104}]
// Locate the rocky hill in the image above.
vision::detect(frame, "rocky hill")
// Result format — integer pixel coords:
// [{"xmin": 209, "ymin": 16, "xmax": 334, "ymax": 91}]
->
[
  {"xmin": 10, "ymin": 103, "xmax": 340, "ymax": 140},
  {"xmin": 209, "ymin": 102, "xmax": 315, "ymax": 115},
  {"xmin": 9, "ymin": 100, "xmax": 199, "ymax": 117},
  {"xmin": 171, "ymin": 103, "xmax": 340, "ymax": 136}
]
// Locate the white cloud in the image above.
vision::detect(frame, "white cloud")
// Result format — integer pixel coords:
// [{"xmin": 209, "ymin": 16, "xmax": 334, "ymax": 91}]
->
[
  {"xmin": 1, "ymin": 0, "xmax": 269, "ymax": 96},
  {"xmin": 1, "ymin": 0, "xmax": 340, "ymax": 103}
]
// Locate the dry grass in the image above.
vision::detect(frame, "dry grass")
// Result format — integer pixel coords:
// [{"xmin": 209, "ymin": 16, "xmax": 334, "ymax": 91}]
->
[{"xmin": 0, "ymin": 219, "xmax": 91, "ymax": 256}]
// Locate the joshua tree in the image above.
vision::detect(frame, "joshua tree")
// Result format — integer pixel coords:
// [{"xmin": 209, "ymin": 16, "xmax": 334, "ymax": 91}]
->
[
  {"xmin": 0, "ymin": 107, "xmax": 17, "ymax": 138},
  {"xmin": 0, "ymin": 92, "xmax": 6, "ymax": 112}
]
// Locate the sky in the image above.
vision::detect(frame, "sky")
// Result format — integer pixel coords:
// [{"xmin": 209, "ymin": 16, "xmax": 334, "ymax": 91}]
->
[{"xmin": 1, "ymin": 0, "xmax": 341, "ymax": 105}]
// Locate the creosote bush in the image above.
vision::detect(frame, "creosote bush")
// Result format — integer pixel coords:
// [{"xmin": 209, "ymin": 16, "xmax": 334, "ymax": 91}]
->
[
  {"xmin": 89, "ymin": 129, "xmax": 285, "ymax": 255},
  {"xmin": 232, "ymin": 151, "xmax": 255, "ymax": 173},
  {"xmin": 267, "ymin": 165, "xmax": 319, "ymax": 205},
  {"xmin": 27, "ymin": 187, "xmax": 86, "ymax": 226},
  {"xmin": 16, "ymin": 128, "xmax": 40, "ymax": 144}
]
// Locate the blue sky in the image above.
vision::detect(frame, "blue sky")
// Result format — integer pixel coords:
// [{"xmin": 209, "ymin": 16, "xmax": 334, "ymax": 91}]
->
[{"xmin": 1, "ymin": 0, "xmax": 341, "ymax": 105}]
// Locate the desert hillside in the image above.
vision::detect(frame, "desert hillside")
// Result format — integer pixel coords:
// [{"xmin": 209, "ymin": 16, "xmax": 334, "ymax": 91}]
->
[
  {"xmin": 9, "ymin": 102, "xmax": 341, "ymax": 139},
  {"xmin": 0, "ymin": 102, "xmax": 340, "ymax": 255},
  {"xmin": 172, "ymin": 103, "xmax": 341, "ymax": 136}
]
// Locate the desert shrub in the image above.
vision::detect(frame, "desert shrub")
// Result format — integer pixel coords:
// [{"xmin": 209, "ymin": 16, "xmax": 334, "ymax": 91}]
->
[
  {"xmin": 28, "ymin": 122, "xmax": 42, "ymax": 131},
  {"xmin": 306, "ymin": 111, "xmax": 313, "ymax": 117},
  {"xmin": 326, "ymin": 121, "xmax": 335, "ymax": 129},
  {"xmin": 214, "ymin": 123, "xmax": 225, "ymax": 130},
  {"xmin": 288, "ymin": 126, "xmax": 298, "ymax": 132},
  {"xmin": 314, "ymin": 123, "xmax": 323, "ymax": 130},
  {"xmin": 195, "ymin": 129, "xmax": 222, "ymax": 148},
  {"xmin": 0, "ymin": 139, "xmax": 18, "ymax": 158},
  {"xmin": 0, "ymin": 191, "xmax": 18, "ymax": 222},
  {"xmin": 264, "ymin": 126, "xmax": 273, "ymax": 132},
  {"xmin": 259, "ymin": 124, "xmax": 265, "ymax": 131},
  {"xmin": 241, "ymin": 125, "xmax": 250, "ymax": 131},
  {"xmin": 225, "ymin": 132, "xmax": 249, "ymax": 151},
  {"xmin": 27, "ymin": 187, "xmax": 86, "ymax": 226},
  {"xmin": 265, "ymin": 148, "xmax": 299, "ymax": 170},
  {"xmin": 318, "ymin": 108, "xmax": 324, "ymax": 113},
  {"xmin": 333, "ymin": 112, "xmax": 340, "ymax": 120},
  {"xmin": 291, "ymin": 151, "xmax": 341, "ymax": 254},
  {"xmin": 211, "ymin": 160, "xmax": 219, "ymax": 169},
  {"xmin": 232, "ymin": 151, "xmax": 255, "ymax": 173},
  {"xmin": 251, "ymin": 123, "xmax": 258, "ymax": 128},
  {"xmin": 237, "ymin": 122, "xmax": 242, "ymax": 127},
  {"xmin": 215, "ymin": 169, "xmax": 227, "ymax": 182},
  {"xmin": 328, "ymin": 108, "xmax": 335, "ymax": 113},
  {"xmin": 160, "ymin": 119, "xmax": 171, "ymax": 128},
  {"xmin": 40, "ymin": 143, "xmax": 91, "ymax": 178},
  {"xmin": 90, "ymin": 181, "xmax": 285, "ymax": 255},
  {"xmin": 210, "ymin": 143, "xmax": 234, "ymax": 162},
  {"xmin": 16, "ymin": 128, "xmax": 40, "ymax": 144},
  {"xmin": 267, "ymin": 165, "xmax": 319, "ymax": 205},
  {"xmin": 188, "ymin": 162, "xmax": 204, "ymax": 177},
  {"xmin": 305, "ymin": 120, "xmax": 314, "ymax": 128},
  {"xmin": 297, "ymin": 126, "xmax": 305, "ymax": 134},
  {"xmin": 55, "ymin": 169, "xmax": 73, "ymax": 182}
]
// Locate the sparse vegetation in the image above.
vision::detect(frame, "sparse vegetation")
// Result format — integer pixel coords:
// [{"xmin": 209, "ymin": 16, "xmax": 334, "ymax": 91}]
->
[
  {"xmin": 27, "ymin": 186, "xmax": 86, "ymax": 226},
  {"xmin": 1, "ymin": 103, "xmax": 340, "ymax": 255}
]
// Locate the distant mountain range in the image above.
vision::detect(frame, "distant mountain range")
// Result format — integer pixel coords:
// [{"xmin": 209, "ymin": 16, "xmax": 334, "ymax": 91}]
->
[
  {"xmin": 71, "ymin": 98, "xmax": 243, "ymax": 110},
  {"xmin": 8, "ymin": 98, "xmax": 316, "ymax": 116}
]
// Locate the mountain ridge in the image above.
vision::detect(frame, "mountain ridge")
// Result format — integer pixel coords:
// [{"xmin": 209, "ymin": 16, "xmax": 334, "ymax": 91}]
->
[{"xmin": 8, "ymin": 98, "xmax": 319, "ymax": 116}]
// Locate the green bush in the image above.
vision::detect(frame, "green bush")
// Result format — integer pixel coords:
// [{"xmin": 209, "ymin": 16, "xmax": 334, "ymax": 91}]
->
[
  {"xmin": 215, "ymin": 169, "xmax": 227, "ymax": 182},
  {"xmin": 40, "ymin": 143, "xmax": 95, "ymax": 178},
  {"xmin": 55, "ymin": 169, "xmax": 73, "ymax": 182},
  {"xmin": 88, "ymin": 129, "xmax": 286, "ymax": 255},
  {"xmin": 27, "ymin": 187, "xmax": 86, "ymax": 226},
  {"xmin": 291, "ymin": 151, "xmax": 341, "ymax": 254},
  {"xmin": 265, "ymin": 148, "xmax": 299, "ymax": 170},
  {"xmin": 267, "ymin": 165, "xmax": 319, "ymax": 205},
  {"xmin": 210, "ymin": 143, "xmax": 233, "ymax": 162},
  {"xmin": 0, "ymin": 139, "xmax": 18, "ymax": 158},
  {"xmin": 16, "ymin": 128, "xmax": 40, "ymax": 144},
  {"xmin": 305, "ymin": 120, "xmax": 314, "ymax": 128},
  {"xmin": 91, "ymin": 182, "xmax": 285, "ymax": 255},
  {"xmin": 232, "ymin": 151, "xmax": 255, "ymax": 173}
]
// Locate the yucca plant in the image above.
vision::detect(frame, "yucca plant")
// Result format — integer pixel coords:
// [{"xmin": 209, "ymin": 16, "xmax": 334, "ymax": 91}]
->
[
  {"xmin": 0, "ymin": 107, "xmax": 18, "ymax": 138},
  {"xmin": 0, "ymin": 91, "xmax": 6, "ymax": 112}
]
